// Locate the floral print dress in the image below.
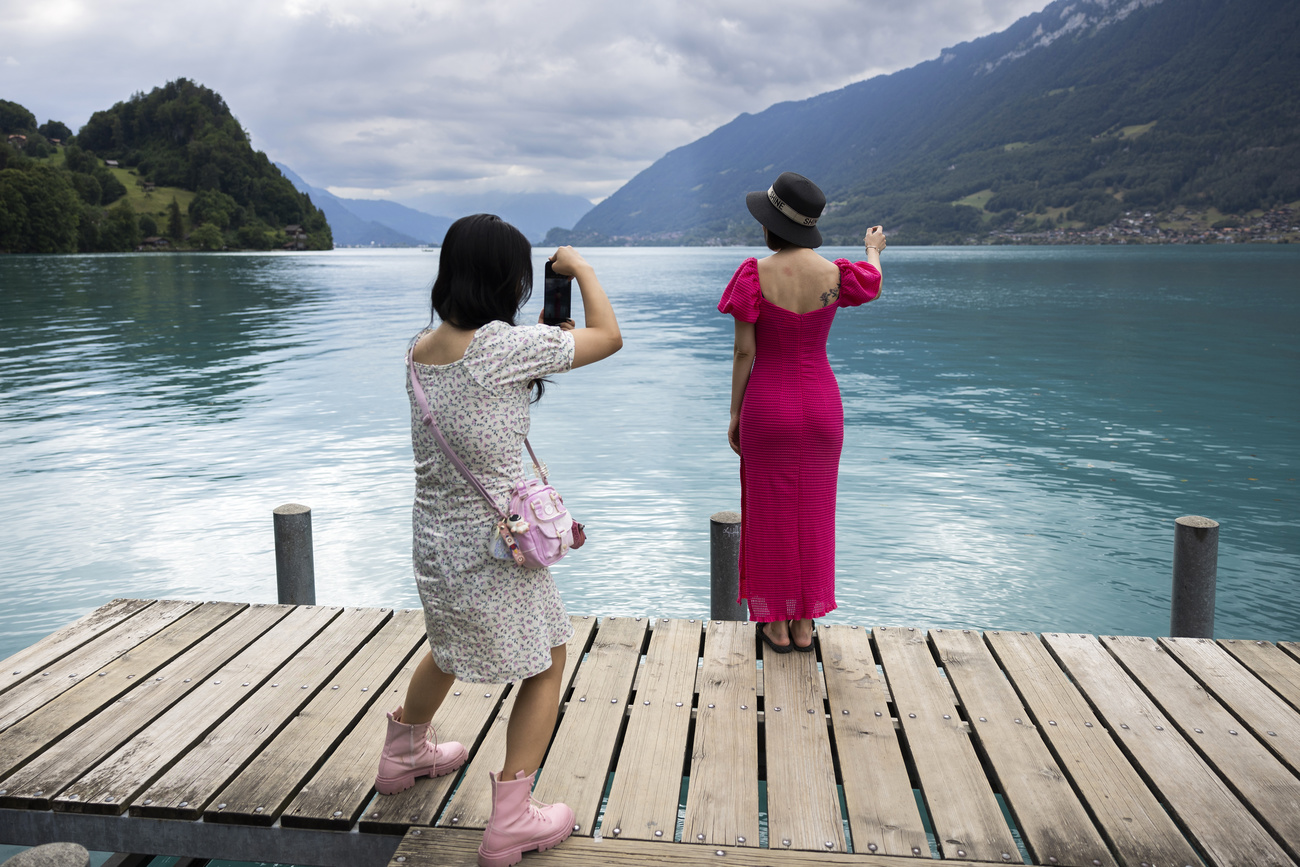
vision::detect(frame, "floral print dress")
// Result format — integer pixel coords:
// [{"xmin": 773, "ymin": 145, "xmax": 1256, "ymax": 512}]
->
[{"xmin": 407, "ymin": 320, "xmax": 576, "ymax": 683}]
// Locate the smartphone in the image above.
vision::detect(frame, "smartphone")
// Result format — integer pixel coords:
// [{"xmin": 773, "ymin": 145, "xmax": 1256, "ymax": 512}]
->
[{"xmin": 543, "ymin": 261, "xmax": 572, "ymax": 326}]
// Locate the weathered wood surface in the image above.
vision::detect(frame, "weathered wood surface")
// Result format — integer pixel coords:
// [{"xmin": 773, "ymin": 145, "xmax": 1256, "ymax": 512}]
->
[
  {"xmin": 931, "ymin": 628, "xmax": 1114, "ymax": 867},
  {"xmin": 1107, "ymin": 635, "xmax": 1300, "ymax": 861},
  {"xmin": 389, "ymin": 827, "xmax": 1017, "ymax": 865},
  {"xmin": 601, "ymin": 617, "xmax": 700, "ymax": 842},
  {"xmin": 820, "ymin": 624, "xmax": 930, "ymax": 859},
  {"xmin": 1217, "ymin": 638, "xmax": 1300, "ymax": 716},
  {"xmin": 206, "ymin": 609, "xmax": 429, "ymax": 825},
  {"xmin": 0, "ymin": 599, "xmax": 155, "ymax": 698},
  {"xmin": 532, "ymin": 615, "xmax": 647, "ymax": 835},
  {"xmin": 1046, "ymin": 632, "xmax": 1294, "ymax": 867},
  {"xmin": 680, "ymin": 619, "xmax": 759, "ymax": 849},
  {"xmin": 984, "ymin": 630, "xmax": 1205, "ymax": 867},
  {"xmin": 4, "ymin": 599, "xmax": 1300, "ymax": 867},
  {"xmin": 763, "ymin": 637, "xmax": 845, "ymax": 853},
  {"xmin": 874, "ymin": 626, "xmax": 1021, "ymax": 863}
]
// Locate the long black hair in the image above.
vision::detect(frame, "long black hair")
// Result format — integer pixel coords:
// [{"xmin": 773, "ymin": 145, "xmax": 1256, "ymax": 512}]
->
[{"xmin": 430, "ymin": 213, "xmax": 546, "ymax": 401}]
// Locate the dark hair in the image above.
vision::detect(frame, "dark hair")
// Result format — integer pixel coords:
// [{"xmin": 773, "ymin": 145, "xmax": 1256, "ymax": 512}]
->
[
  {"xmin": 430, "ymin": 213, "xmax": 546, "ymax": 401},
  {"xmin": 432, "ymin": 214, "xmax": 533, "ymax": 327},
  {"xmin": 763, "ymin": 226, "xmax": 803, "ymax": 252}
]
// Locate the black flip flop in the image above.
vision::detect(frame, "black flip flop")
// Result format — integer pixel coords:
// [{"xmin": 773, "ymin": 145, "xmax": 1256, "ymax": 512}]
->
[
  {"xmin": 791, "ymin": 621, "xmax": 816, "ymax": 653},
  {"xmin": 758, "ymin": 622, "xmax": 794, "ymax": 654}
]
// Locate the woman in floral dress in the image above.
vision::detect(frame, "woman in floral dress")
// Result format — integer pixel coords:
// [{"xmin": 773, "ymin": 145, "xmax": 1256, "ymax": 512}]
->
[{"xmin": 375, "ymin": 214, "xmax": 622, "ymax": 867}]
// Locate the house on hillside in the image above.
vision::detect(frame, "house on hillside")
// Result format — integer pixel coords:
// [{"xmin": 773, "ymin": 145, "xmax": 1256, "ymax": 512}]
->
[
  {"xmin": 105, "ymin": 160, "xmax": 120, "ymax": 168},
  {"xmin": 284, "ymin": 224, "xmax": 307, "ymax": 250},
  {"xmin": 138, "ymin": 237, "xmax": 171, "ymax": 250},
  {"xmin": 6, "ymin": 134, "xmax": 26, "ymax": 149}
]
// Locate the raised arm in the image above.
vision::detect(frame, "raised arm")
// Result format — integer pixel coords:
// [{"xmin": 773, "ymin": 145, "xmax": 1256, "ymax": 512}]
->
[
  {"xmin": 549, "ymin": 246, "xmax": 622, "ymax": 369},
  {"xmin": 728, "ymin": 319, "xmax": 756, "ymax": 455},
  {"xmin": 864, "ymin": 225, "xmax": 885, "ymax": 292}
]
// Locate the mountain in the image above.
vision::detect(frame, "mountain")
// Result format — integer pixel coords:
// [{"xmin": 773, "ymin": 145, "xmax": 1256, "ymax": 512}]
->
[
  {"xmin": 404, "ymin": 192, "xmax": 595, "ymax": 245},
  {"xmin": 276, "ymin": 163, "xmax": 438, "ymax": 246},
  {"xmin": 1, "ymin": 80, "xmax": 331, "ymax": 253},
  {"xmin": 76, "ymin": 80, "xmax": 332, "ymax": 249},
  {"xmin": 275, "ymin": 165, "xmax": 590, "ymax": 246},
  {"xmin": 553, "ymin": 0, "xmax": 1299, "ymax": 245}
]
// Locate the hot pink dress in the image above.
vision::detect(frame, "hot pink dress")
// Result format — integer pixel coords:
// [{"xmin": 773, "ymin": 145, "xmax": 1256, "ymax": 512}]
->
[{"xmin": 718, "ymin": 257, "xmax": 881, "ymax": 622}]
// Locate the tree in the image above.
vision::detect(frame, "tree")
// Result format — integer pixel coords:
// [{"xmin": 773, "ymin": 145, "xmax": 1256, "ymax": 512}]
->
[
  {"xmin": 37, "ymin": 120, "xmax": 73, "ymax": 142},
  {"xmin": 189, "ymin": 188, "xmax": 239, "ymax": 229},
  {"xmin": 0, "ymin": 165, "xmax": 80, "ymax": 253},
  {"xmin": 139, "ymin": 214, "xmax": 158, "ymax": 236},
  {"xmin": 167, "ymin": 197, "xmax": 184, "ymax": 239},
  {"xmin": 188, "ymin": 222, "xmax": 224, "ymax": 250},
  {"xmin": 98, "ymin": 199, "xmax": 141, "ymax": 251},
  {"xmin": 0, "ymin": 100, "xmax": 36, "ymax": 134}
]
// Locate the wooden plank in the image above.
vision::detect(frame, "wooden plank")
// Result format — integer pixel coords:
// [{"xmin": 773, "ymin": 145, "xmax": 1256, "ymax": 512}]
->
[
  {"xmin": 531, "ymin": 615, "xmax": 647, "ymax": 836},
  {"xmin": 0, "ymin": 602, "xmax": 262, "ymax": 803},
  {"xmin": 432, "ymin": 616, "xmax": 596, "ymax": 834},
  {"xmin": 1219, "ymin": 638, "xmax": 1300, "ymax": 714},
  {"xmin": 0, "ymin": 600, "xmax": 200, "ymax": 732},
  {"xmin": 47, "ymin": 604, "xmax": 340, "ymax": 815},
  {"xmin": 874, "ymin": 626, "xmax": 1020, "ymax": 863},
  {"xmin": 930, "ymin": 628, "xmax": 1114, "ymax": 867},
  {"xmin": 763, "ymin": 635, "xmax": 844, "ymax": 853},
  {"xmin": 0, "ymin": 599, "xmax": 155, "ymax": 697},
  {"xmin": 1283, "ymin": 642, "xmax": 1300, "ymax": 663},
  {"xmin": 389, "ymin": 826, "xmax": 1017, "ymax": 866},
  {"xmin": 282, "ymin": 641, "xmax": 425, "ymax": 830},
  {"xmin": 985, "ymin": 630, "xmax": 1205, "ymax": 867},
  {"xmin": 602, "ymin": 618, "xmax": 701, "ymax": 842},
  {"xmin": 205, "ymin": 608, "xmax": 428, "ymax": 825},
  {"xmin": 819, "ymin": 624, "xmax": 930, "ymax": 859},
  {"xmin": 681, "ymin": 619, "xmax": 759, "ymax": 849},
  {"xmin": 1165, "ymin": 637, "xmax": 1300, "ymax": 773},
  {"xmin": 126, "ymin": 606, "xmax": 391, "ymax": 819},
  {"xmin": 1045, "ymin": 632, "xmax": 1292, "ymax": 867},
  {"xmin": 1108, "ymin": 635, "xmax": 1300, "ymax": 860}
]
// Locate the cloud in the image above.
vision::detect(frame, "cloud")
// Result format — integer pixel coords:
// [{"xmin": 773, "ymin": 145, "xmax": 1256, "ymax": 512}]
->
[{"xmin": 0, "ymin": 0, "xmax": 1048, "ymax": 203}]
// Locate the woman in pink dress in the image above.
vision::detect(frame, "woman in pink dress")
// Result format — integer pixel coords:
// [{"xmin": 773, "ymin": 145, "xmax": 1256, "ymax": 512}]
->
[{"xmin": 718, "ymin": 172, "xmax": 884, "ymax": 653}]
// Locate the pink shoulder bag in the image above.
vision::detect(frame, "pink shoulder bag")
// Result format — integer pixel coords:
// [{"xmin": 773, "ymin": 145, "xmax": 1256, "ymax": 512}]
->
[{"xmin": 407, "ymin": 352, "xmax": 585, "ymax": 569}]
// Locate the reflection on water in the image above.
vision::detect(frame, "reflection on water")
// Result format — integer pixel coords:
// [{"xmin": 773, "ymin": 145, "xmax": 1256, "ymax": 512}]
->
[{"xmin": 1, "ymin": 246, "xmax": 1297, "ymax": 657}]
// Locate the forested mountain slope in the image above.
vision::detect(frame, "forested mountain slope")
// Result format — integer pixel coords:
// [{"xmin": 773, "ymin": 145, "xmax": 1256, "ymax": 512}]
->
[
  {"xmin": 553, "ymin": 0, "xmax": 1299, "ymax": 245},
  {"xmin": 1, "ymin": 80, "xmax": 331, "ymax": 253}
]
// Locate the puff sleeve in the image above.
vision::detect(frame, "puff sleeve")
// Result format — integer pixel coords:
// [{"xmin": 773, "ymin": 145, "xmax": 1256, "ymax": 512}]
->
[
  {"xmin": 467, "ymin": 320, "xmax": 575, "ymax": 392},
  {"xmin": 717, "ymin": 257, "xmax": 762, "ymax": 322},
  {"xmin": 834, "ymin": 259, "xmax": 882, "ymax": 307}
]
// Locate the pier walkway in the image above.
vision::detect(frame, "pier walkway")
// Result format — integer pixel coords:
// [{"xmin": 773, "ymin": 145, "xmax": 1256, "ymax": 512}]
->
[{"xmin": 1, "ymin": 599, "xmax": 1297, "ymax": 866}]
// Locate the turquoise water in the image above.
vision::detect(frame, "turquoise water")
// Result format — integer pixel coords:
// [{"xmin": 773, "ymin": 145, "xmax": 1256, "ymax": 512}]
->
[{"xmin": 1, "ymin": 245, "xmax": 1297, "ymax": 665}]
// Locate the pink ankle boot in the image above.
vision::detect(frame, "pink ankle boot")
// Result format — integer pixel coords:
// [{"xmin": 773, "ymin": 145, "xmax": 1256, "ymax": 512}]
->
[
  {"xmin": 476, "ymin": 770, "xmax": 574, "ymax": 867},
  {"xmin": 374, "ymin": 705, "xmax": 467, "ymax": 795}
]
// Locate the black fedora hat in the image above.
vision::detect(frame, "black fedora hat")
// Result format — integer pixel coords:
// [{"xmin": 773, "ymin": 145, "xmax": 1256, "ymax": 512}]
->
[{"xmin": 745, "ymin": 171, "xmax": 825, "ymax": 248}]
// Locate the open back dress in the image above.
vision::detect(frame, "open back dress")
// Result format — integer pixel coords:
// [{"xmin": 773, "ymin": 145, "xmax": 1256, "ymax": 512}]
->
[{"xmin": 718, "ymin": 257, "xmax": 881, "ymax": 622}]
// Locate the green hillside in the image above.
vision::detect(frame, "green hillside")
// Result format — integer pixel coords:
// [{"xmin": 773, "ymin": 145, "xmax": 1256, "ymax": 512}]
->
[
  {"xmin": 1, "ymin": 80, "xmax": 331, "ymax": 254},
  {"xmin": 554, "ymin": 0, "xmax": 1300, "ymax": 246}
]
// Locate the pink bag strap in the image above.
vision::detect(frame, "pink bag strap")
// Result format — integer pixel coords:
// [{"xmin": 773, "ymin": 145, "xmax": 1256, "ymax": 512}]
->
[{"xmin": 406, "ymin": 352, "xmax": 547, "ymax": 519}]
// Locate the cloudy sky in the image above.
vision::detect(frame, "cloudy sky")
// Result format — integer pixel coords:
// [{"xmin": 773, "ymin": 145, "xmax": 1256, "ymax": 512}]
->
[{"xmin": 3, "ymin": 0, "xmax": 1047, "ymax": 209}]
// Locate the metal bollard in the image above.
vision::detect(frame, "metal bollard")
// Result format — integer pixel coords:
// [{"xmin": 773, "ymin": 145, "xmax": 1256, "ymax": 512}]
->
[
  {"xmin": 1170, "ymin": 515, "xmax": 1218, "ymax": 638},
  {"xmin": 274, "ymin": 503, "xmax": 316, "ymax": 605},
  {"xmin": 710, "ymin": 511, "xmax": 747, "ymax": 621}
]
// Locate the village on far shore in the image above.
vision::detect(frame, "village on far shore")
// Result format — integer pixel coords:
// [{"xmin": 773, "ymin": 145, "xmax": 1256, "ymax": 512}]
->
[{"xmin": 986, "ymin": 204, "xmax": 1300, "ymax": 245}]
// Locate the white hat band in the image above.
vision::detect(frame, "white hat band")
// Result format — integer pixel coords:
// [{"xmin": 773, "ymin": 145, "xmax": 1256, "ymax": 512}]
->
[{"xmin": 768, "ymin": 186, "xmax": 819, "ymax": 227}]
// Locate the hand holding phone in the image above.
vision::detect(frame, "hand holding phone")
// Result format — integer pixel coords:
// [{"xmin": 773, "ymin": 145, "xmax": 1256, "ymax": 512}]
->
[{"xmin": 543, "ymin": 261, "xmax": 572, "ymax": 326}]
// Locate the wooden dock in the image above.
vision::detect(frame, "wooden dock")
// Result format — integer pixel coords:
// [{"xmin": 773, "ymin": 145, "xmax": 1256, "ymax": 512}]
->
[{"xmin": 1, "ymin": 599, "xmax": 1298, "ymax": 867}]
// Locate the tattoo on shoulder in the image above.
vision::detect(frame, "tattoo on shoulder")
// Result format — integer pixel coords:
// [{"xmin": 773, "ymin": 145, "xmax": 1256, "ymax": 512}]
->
[{"xmin": 820, "ymin": 282, "xmax": 841, "ymax": 307}]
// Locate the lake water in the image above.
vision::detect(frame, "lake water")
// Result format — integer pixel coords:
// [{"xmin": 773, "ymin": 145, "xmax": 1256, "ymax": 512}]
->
[{"xmin": 1, "ymin": 245, "xmax": 1298, "ymax": 665}]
